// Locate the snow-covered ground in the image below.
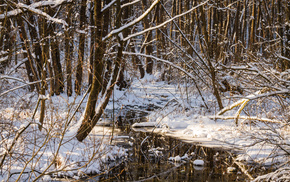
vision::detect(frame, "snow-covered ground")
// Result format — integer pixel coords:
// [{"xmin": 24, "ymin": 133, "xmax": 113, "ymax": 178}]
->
[
  {"xmin": 0, "ymin": 82, "xmax": 131, "ymax": 181},
  {"xmin": 0, "ymin": 91, "xmax": 128, "ymax": 181},
  {"xmin": 115, "ymin": 74, "xmax": 289, "ymax": 179},
  {"xmin": 0, "ymin": 73, "xmax": 289, "ymax": 181}
]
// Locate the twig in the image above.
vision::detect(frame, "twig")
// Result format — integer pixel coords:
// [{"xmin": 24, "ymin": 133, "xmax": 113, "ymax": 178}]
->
[{"xmin": 227, "ymin": 151, "xmax": 254, "ymax": 180}]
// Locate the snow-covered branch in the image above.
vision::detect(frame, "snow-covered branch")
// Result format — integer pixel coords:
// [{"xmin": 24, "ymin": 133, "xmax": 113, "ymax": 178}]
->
[
  {"xmin": 0, "ymin": 77, "xmax": 53, "ymax": 97},
  {"xmin": 15, "ymin": 2, "xmax": 68, "ymax": 27},
  {"xmin": 244, "ymin": 89, "xmax": 289, "ymax": 100},
  {"xmin": 101, "ymin": 0, "xmax": 117, "ymax": 12},
  {"xmin": 122, "ymin": 51, "xmax": 209, "ymax": 108},
  {"xmin": 123, "ymin": 52, "xmax": 196, "ymax": 80},
  {"xmin": 102, "ymin": 0, "xmax": 161, "ymax": 41},
  {"xmin": 209, "ymin": 115, "xmax": 283, "ymax": 124},
  {"xmin": 0, "ymin": 0, "xmax": 71, "ymax": 25},
  {"xmin": 276, "ymin": 54, "xmax": 290, "ymax": 63},
  {"xmin": 0, "ymin": 75, "xmax": 27, "ymax": 84},
  {"xmin": 214, "ymin": 89, "xmax": 288, "ymax": 125},
  {"xmin": 121, "ymin": 0, "xmax": 141, "ymax": 9},
  {"xmin": 123, "ymin": 0, "xmax": 209, "ymax": 41}
]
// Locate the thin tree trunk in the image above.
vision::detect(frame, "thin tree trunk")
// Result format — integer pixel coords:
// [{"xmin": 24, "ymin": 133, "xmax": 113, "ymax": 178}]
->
[
  {"xmin": 286, "ymin": 2, "xmax": 290, "ymax": 69},
  {"xmin": 75, "ymin": 0, "xmax": 87, "ymax": 95},
  {"xmin": 17, "ymin": 17, "xmax": 40, "ymax": 92},
  {"xmin": 65, "ymin": 4, "xmax": 73, "ymax": 96},
  {"xmin": 234, "ymin": 0, "xmax": 241, "ymax": 63},
  {"xmin": 88, "ymin": 2, "xmax": 95, "ymax": 87},
  {"xmin": 249, "ymin": 0, "xmax": 256, "ymax": 51},
  {"xmin": 27, "ymin": 0, "xmax": 43, "ymax": 79},
  {"xmin": 51, "ymin": 37, "xmax": 64, "ymax": 95},
  {"xmin": 169, "ymin": 0, "xmax": 176, "ymax": 42},
  {"xmin": 142, "ymin": 0, "xmax": 153, "ymax": 74},
  {"xmin": 132, "ymin": 47, "xmax": 145, "ymax": 79},
  {"xmin": 102, "ymin": 0, "xmax": 112, "ymax": 94}
]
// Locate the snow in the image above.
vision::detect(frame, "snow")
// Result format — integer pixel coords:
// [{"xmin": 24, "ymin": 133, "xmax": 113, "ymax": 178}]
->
[
  {"xmin": 0, "ymin": 1, "xmax": 71, "ymax": 21},
  {"xmin": 0, "ymin": 56, "xmax": 8, "ymax": 63},
  {"xmin": 101, "ymin": 0, "xmax": 117, "ymax": 12},
  {"xmin": 0, "ymin": 70, "xmax": 289, "ymax": 181},
  {"xmin": 0, "ymin": 92, "xmax": 128, "ymax": 181},
  {"xmin": 123, "ymin": 0, "xmax": 210, "ymax": 42},
  {"xmin": 38, "ymin": 94, "xmax": 50, "ymax": 100},
  {"xmin": 227, "ymin": 167, "xmax": 237, "ymax": 173},
  {"xmin": 102, "ymin": 0, "xmax": 161, "ymax": 41},
  {"xmin": 132, "ymin": 121, "xmax": 157, "ymax": 128},
  {"xmin": 118, "ymin": 32, "xmax": 124, "ymax": 41},
  {"xmin": 16, "ymin": 3, "xmax": 68, "ymax": 27},
  {"xmin": 109, "ymin": 74, "xmax": 289, "ymax": 169},
  {"xmin": 193, "ymin": 159, "xmax": 204, "ymax": 166}
]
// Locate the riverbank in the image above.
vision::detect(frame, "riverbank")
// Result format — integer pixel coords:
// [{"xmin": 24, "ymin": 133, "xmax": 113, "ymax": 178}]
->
[{"xmin": 0, "ymin": 73, "xmax": 289, "ymax": 181}]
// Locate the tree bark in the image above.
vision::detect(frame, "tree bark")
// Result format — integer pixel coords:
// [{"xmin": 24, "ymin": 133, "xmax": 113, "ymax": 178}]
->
[
  {"xmin": 101, "ymin": 0, "xmax": 112, "ymax": 94},
  {"xmin": 75, "ymin": 0, "xmax": 87, "ymax": 95},
  {"xmin": 76, "ymin": 0, "xmax": 104, "ymax": 141},
  {"xmin": 51, "ymin": 37, "xmax": 64, "ymax": 95},
  {"xmin": 17, "ymin": 16, "xmax": 40, "ymax": 92},
  {"xmin": 142, "ymin": 0, "xmax": 153, "ymax": 74},
  {"xmin": 76, "ymin": 0, "xmax": 124, "ymax": 142},
  {"xmin": 65, "ymin": 4, "xmax": 73, "ymax": 96}
]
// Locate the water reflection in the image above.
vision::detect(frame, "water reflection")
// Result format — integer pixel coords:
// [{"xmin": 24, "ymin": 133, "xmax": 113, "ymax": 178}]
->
[
  {"xmin": 87, "ymin": 108, "xmax": 268, "ymax": 181},
  {"xmin": 91, "ymin": 126, "xmax": 248, "ymax": 181}
]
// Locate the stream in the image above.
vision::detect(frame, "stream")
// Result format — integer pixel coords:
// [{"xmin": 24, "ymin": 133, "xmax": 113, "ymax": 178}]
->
[{"xmin": 81, "ymin": 106, "xmax": 271, "ymax": 182}]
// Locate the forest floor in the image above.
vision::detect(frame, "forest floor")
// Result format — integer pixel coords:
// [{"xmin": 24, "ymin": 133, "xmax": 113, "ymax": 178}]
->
[{"xmin": 0, "ymin": 73, "xmax": 289, "ymax": 181}]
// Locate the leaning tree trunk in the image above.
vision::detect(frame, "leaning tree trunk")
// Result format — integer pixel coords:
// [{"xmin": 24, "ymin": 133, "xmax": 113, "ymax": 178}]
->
[
  {"xmin": 76, "ymin": 0, "xmax": 104, "ymax": 141},
  {"xmin": 76, "ymin": 0, "xmax": 123, "ymax": 142}
]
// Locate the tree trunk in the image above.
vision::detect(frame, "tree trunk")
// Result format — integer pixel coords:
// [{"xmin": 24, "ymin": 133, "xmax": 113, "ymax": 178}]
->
[
  {"xmin": 26, "ymin": 0, "xmax": 43, "ymax": 79},
  {"xmin": 17, "ymin": 17, "xmax": 40, "ymax": 92},
  {"xmin": 65, "ymin": 4, "xmax": 73, "ymax": 96},
  {"xmin": 234, "ymin": 0, "xmax": 241, "ymax": 63},
  {"xmin": 76, "ymin": 0, "xmax": 104, "ymax": 141},
  {"xmin": 75, "ymin": 0, "xmax": 87, "ymax": 95},
  {"xmin": 249, "ymin": 0, "xmax": 256, "ymax": 51},
  {"xmin": 142, "ymin": 0, "xmax": 153, "ymax": 74},
  {"xmin": 51, "ymin": 37, "xmax": 64, "ymax": 95},
  {"xmin": 286, "ymin": 2, "xmax": 290, "ymax": 69},
  {"xmin": 88, "ymin": 2, "xmax": 95, "ymax": 87},
  {"xmin": 101, "ymin": 0, "xmax": 112, "ymax": 94},
  {"xmin": 76, "ymin": 0, "xmax": 124, "ymax": 142}
]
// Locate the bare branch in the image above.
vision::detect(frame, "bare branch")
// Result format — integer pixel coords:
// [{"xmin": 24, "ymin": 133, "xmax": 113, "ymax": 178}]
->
[
  {"xmin": 102, "ymin": 0, "xmax": 161, "ymax": 41},
  {"xmin": 1, "ymin": 0, "xmax": 72, "ymax": 20}
]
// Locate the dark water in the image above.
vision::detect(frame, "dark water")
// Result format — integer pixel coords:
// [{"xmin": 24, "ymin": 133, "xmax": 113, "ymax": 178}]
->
[
  {"xmin": 50, "ymin": 107, "xmax": 270, "ymax": 182},
  {"xmin": 84, "ymin": 107, "xmax": 265, "ymax": 182},
  {"xmin": 94, "ymin": 131, "xmax": 250, "ymax": 182}
]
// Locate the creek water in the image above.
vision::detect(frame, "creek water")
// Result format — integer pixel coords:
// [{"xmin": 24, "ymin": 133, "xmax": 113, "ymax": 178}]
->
[
  {"xmin": 83, "ymin": 107, "xmax": 269, "ymax": 182},
  {"xmin": 52, "ymin": 107, "xmax": 271, "ymax": 182}
]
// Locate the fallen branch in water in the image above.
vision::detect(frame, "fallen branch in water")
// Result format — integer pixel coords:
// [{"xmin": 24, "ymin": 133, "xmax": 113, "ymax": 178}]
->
[{"xmin": 227, "ymin": 151, "xmax": 254, "ymax": 180}]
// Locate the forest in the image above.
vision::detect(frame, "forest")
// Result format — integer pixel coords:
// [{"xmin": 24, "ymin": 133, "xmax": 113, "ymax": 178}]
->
[{"xmin": 0, "ymin": 0, "xmax": 289, "ymax": 181}]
